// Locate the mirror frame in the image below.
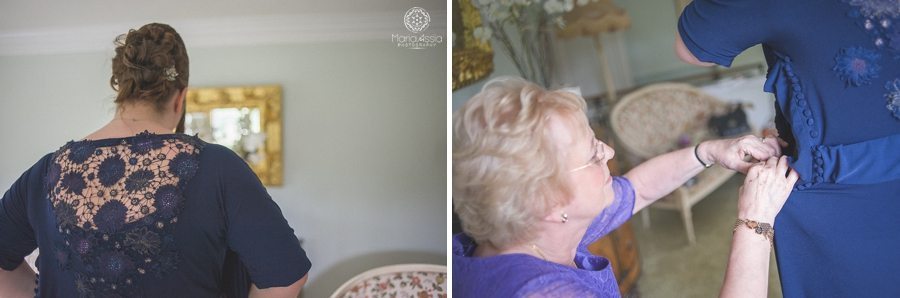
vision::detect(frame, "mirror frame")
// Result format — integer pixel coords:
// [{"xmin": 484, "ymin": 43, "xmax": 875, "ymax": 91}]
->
[
  {"xmin": 185, "ymin": 85, "xmax": 284, "ymax": 186},
  {"xmin": 452, "ymin": 0, "xmax": 494, "ymax": 90}
]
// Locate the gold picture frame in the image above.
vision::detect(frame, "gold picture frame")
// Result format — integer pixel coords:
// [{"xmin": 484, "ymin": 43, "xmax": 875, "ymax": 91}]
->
[
  {"xmin": 185, "ymin": 85, "xmax": 283, "ymax": 186},
  {"xmin": 452, "ymin": 0, "xmax": 494, "ymax": 90}
]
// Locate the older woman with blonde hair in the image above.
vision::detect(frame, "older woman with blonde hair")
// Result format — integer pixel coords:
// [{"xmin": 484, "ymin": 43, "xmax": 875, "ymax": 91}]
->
[{"xmin": 453, "ymin": 77, "xmax": 798, "ymax": 297}]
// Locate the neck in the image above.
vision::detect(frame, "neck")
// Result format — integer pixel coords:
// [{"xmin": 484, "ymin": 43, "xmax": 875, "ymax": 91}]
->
[
  {"xmin": 114, "ymin": 103, "xmax": 175, "ymax": 134},
  {"xmin": 475, "ymin": 222, "xmax": 587, "ymax": 268}
]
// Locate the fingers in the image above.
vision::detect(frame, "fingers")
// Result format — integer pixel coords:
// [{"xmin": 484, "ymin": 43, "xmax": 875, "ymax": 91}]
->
[
  {"xmin": 786, "ymin": 169, "xmax": 800, "ymax": 187},
  {"xmin": 776, "ymin": 155, "xmax": 789, "ymax": 176},
  {"xmin": 776, "ymin": 137, "xmax": 789, "ymax": 148},
  {"xmin": 732, "ymin": 161, "xmax": 753, "ymax": 174},
  {"xmin": 765, "ymin": 156, "xmax": 778, "ymax": 168},
  {"xmin": 740, "ymin": 135, "xmax": 778, "ymax": 161},
  {"xmin": 746, "ymin": 162, "xmax": 763, "ymax": 181},
  {"xmin": 762, "ymin": 137, "xmax": 782, "ymax": 156}
]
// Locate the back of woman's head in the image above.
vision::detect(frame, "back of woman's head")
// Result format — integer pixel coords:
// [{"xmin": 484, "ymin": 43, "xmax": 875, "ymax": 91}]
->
[
  {"xmin": 452, "ymin": 76, "xmax": 587, "ymax": 248},
  {"xmin": 110, "ymin": 23, "xmax": 189, "ymax": 111}
]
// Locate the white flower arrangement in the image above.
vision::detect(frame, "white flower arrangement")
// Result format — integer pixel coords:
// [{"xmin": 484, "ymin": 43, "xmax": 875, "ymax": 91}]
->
[{"xmin": 472, "ymin": 0, "xmax": 597, "ymax": 87}]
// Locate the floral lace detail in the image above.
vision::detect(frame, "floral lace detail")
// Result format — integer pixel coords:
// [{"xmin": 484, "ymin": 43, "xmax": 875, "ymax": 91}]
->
[
  {"xmin": 841, "ymin": 1, "xmax": 900, "ymax": 119},
  {"xmin": 46, "ymin": 131, "xmax": 205, "ymax": 297},
  {"xmin": 832, "ymin": 46, "xmax": 881, "ymax": 87},
  {"xmin": 341, "ymin": 272, "xmax": 447, "ymax": 298},
  {"xmin": 845, "ymin": 1, "xmax": 900, "ymax": 54},
  {"xmin": 886, "ymin": 78, "xmax": 900, "ymax": 119},
  {"xmin": 847, "ymin": 0, "xmax": 900, "ymax": 20}
]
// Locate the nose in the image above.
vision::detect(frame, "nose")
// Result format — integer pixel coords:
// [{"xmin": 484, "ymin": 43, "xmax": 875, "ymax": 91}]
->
[{"xmin": 601, "ymin": 143, "xmax": 615, "ymax": 162}]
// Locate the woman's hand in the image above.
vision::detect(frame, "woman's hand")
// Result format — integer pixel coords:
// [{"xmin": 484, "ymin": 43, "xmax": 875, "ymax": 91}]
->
[
  {"xmin": 737, "ymin": 156, "xmax": 799, "ymax": 223},
  {"xmin": 700, "ymin": 134, "xmax": 784, "ymax": 174}
]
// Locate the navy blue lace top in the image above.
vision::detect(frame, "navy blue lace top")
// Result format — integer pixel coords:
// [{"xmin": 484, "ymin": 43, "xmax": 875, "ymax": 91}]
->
[{"xmin": 0, "ymin": 132, "xmax": 311, "ymax": 297}]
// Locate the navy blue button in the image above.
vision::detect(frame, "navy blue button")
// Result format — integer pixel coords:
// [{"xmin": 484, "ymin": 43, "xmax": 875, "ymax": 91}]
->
[
  {"xmin": 797, "ymin": 93, "xmax": 805, "ymax": 100},
  {"xmin": 817, "ymin": 168, "xmax": 824, "ymax": 174},
  {"xmin": 803, "ymin": 109, "xmax": 811, "ymax": 116},
  {"xmin": 807, "ymin": 118, "xmax": 814, "ymax": 125},
  {"xmin": 798, "ymin": 100, "xmax": 807, "ymax": 107},
  {"xmin": 810, "ymin": 131, "xmax": 819, "ymax": 138}
]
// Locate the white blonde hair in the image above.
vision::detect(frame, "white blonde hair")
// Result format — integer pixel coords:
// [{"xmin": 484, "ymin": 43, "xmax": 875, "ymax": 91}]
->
[{"xmin": 453, "ymin": 77, "xmax": 588, "ymax": 248}]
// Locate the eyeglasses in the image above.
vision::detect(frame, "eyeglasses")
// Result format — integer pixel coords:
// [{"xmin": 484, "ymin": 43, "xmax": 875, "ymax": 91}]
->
[{"xmin": 570, "ymin": 139, "xmax": 604, "ymax": 172}]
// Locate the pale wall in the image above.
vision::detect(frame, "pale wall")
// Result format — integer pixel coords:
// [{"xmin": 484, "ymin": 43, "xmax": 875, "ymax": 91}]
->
[
  {"xmin": 0, "ymin": 40, "xmax": 446, "ymax": 297},
  {"xmin": 452, "ymin": 0, "xmax": 766, "ymax": 110}
]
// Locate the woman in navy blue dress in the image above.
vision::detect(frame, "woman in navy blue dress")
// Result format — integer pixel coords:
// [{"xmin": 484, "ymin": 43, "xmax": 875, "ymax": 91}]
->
[
  {"xmin": 0, "ymin": 23, "xmax": 311, "ymax": 297},
  {"xmin": 678, "ymin": 1, "xmax": 900, "ymax": 296}
]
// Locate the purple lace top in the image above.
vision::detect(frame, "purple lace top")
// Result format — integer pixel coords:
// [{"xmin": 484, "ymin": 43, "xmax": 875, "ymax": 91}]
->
[{"xmin": 452, "ymin": 176, "xmax": 636, "ymax": 297}]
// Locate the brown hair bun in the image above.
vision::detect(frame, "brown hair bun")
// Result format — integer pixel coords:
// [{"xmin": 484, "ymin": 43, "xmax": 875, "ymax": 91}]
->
[{"xmin": 110, "ymin": 23, "xmax": 189, "ymax": 111}]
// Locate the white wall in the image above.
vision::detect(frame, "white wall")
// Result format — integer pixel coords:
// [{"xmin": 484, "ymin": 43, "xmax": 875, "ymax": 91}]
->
[
  {"xmin": 0, "ymin": 40, "xmax": 445, "ymax": 297},
  {"xmin": 452, "ymin": 0, "xmax": 766, "ymax": 110}
]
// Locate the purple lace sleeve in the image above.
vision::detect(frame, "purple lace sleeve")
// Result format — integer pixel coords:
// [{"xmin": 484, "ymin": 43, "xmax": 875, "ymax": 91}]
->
[{"xmin": 577, "ymin": 176, "xmax": 635, "ymax": 253}]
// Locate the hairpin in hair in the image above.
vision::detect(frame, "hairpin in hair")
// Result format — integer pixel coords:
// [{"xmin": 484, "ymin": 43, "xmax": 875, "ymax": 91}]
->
[{"xmin": 164, "ymin": 66, "xmax": 178, "ymax": 81}]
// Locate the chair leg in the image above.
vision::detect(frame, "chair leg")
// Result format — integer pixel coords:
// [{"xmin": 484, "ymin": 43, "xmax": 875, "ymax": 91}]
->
[
  {"xmin": 641, "ymin": 208, "xmax": 651, "ymax": 228},
  {"xmin": 681, "ymin": 203, "xmax": 696, "ymax": 245}
]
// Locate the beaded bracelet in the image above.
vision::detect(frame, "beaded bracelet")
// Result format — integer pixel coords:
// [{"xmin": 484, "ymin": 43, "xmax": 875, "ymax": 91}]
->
[{"xmin": 733, "ymin": 218, "xmax": 774, "ymax": 247}]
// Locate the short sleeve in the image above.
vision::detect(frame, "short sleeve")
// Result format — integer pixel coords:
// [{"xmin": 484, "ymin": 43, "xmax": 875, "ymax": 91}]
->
[
  {"xmin": 577, "ymin": 176, "xmax": 635, "ymax": 252},
  {"xmin": 677, "ymin": 0, "xmax": 780, "ymax": 67},
  {"xmin": 0, "ymin": 154, "xmax": 51, "ymax": 271},
  {"xmin": 215, "ymin": 146, "xmax": 311, "ymax": 288}
]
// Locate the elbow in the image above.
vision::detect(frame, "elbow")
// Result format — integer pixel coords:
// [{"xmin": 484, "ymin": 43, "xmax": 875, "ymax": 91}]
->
[
  {"xmin": 674, "ymin": 31, "xmax": 716, "ymax": 67},
  {"xmin": 250, "ymin": 274, "xmax": 308, "ymax": 298}
]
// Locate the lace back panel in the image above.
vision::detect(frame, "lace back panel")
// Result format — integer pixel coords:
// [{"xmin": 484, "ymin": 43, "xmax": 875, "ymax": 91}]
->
[{"xmin": 46, "ymin": 132, "xmax": 204, "ymax": 297}]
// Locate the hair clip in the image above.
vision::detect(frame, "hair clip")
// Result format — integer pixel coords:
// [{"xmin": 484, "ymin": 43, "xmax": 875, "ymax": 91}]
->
[{"xmin": 164, "ymin": 66, "xmax": 178, "ymax": 81}]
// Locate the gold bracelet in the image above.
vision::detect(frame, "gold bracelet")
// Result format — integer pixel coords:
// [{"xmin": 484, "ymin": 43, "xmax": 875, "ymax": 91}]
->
[{"xmin": 733, "ymin": 218, "xmax": 774, "ymax": 247}]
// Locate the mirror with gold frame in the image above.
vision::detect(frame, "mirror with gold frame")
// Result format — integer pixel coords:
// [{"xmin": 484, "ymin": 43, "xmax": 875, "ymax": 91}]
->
[
  {"xmin": 452, "ymin": 0, "xmax": 494, "ymax": 90},
  {"xmin": 184, "ymin": 85, "xmax": 283, "ymax": 186}
]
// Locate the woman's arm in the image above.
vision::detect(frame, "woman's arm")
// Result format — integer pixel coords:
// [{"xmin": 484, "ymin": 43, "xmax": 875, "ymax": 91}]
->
[
  {"xmin": 624, "ymin": 146, "xmax": 706, "ymax": 214},
  {"xmin": 625, "ymin": 135, "xmax": 781, "ymax": 214},
  {"xmin": 721, "ymin": 227, "xmax": 772, "ymax": 298},
  {"xmin": 249, "ymin": 274, "xmax": 308, "ymax": 298},
  {"xmin": 0, "ymin": 261, "xmax": 35, "ymax": 298},
  {"xmin": 675, "ymin": 30, "xmax": 716, "ymax": 67},
  {"xmin": 720, "ymin": 156, "xmax": 797, "ymax": 298}
]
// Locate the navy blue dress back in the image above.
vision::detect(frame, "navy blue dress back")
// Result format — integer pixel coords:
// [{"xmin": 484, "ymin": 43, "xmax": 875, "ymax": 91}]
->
[
  {"xmin": 0, "ymin": 132, "xmax": 311, "ymax": 297},
  {"xmin": 680, "ymin": 1, "xmax": 900, "ymax": 296}
]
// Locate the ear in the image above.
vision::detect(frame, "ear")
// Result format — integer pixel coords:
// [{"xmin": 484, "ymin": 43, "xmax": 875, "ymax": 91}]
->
[
  {"xmin": 173, "ymin": 88, "xmax": 187, "ymax": 114},
  {"xmin": 541, "ymin": 205, "xmax": 567, "ymax": 223}
]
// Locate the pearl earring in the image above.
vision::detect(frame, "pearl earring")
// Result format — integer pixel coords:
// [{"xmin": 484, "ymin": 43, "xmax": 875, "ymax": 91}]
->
[{"xmin": 561, "ymin": 212, "xmax": 568, "ymax": 223}]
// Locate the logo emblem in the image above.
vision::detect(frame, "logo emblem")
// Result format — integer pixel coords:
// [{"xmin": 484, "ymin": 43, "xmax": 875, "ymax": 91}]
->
[{"xmin": 403, "ymin": 7, "xmax": 431, "ymax": 33}]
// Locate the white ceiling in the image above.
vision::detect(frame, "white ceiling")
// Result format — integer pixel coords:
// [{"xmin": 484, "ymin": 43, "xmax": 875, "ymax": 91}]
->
[
  {"xmin": 0, "ymin": 0, "xmax": 446, "ymax": 31},
  {"xmin": 0, "ymin": 0, "xmax": 447, "ymax": 55}
]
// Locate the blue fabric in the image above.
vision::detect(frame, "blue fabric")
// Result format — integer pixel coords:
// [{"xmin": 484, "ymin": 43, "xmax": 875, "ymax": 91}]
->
[
  {"xmin": 680, "ymin": 1, "xmax": 900, "ymax": 296},
  {"xmin": 0, "ymin": 133, "xmax": 311, "ymax": 297},
  {"xmin": 452, "ymin": 176, "xmax": 635, "ymax": 297}
]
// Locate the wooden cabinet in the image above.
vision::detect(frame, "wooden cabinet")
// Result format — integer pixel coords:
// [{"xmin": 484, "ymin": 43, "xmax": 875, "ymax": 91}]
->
[{"xmin": 587, "ymin": 221, "xmax": 640, "ymax": 296}]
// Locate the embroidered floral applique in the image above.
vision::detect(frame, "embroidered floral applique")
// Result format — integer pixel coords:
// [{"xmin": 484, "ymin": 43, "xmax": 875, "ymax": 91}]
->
[
  {"xmin": 46, "ymin": 132, "xmax": 204, "ymax": 297},
  {"xmin": 833, "ymin": 46, "xmax": 882, "ymax": 87},
  {"xmin": 847, "ymin": 0, "xmax": 900, "ymax": 19},
  {"xmin": 845, "ymin": 1, "xmax": 900, "ymax": 53},
  {"xmin": 885, "ymin": 78, "xmax": 900, "ymax": 120}
]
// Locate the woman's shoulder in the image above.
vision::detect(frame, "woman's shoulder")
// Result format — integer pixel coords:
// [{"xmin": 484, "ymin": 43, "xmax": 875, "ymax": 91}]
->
[{"xmin": 453, "ymin": 252, "xmax": 583, "ymax": 297}]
